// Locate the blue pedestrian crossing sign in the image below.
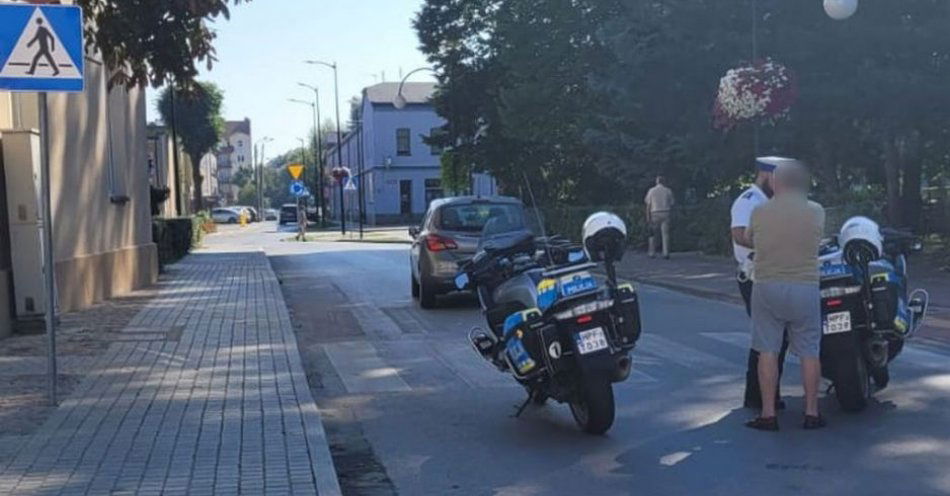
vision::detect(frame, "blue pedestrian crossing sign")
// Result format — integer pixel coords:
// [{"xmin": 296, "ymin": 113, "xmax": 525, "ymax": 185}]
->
[
  {"xmin": 290, "ymin": 180, "xmax": 307, "ymax": 197},
  {"xmin": 0, "ymin": 5, "xmax": 84, "ymax": 93}
]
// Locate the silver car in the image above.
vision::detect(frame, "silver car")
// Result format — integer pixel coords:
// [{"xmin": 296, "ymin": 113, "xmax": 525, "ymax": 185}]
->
[{"xmin": 410, "ymin": 196, "xmax": 527, "ymax": 308}]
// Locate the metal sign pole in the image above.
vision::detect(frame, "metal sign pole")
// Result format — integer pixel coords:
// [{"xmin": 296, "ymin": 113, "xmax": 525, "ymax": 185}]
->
[{"xmin": 38, "ymin": 92, "xmax": 57, "ymax": 405}]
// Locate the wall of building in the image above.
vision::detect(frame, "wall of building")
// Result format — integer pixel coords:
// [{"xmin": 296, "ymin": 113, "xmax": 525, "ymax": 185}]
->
[
  {"xmin": 229, "ymin": 131, "xmax": 251, "ymax": 170},
  {"xmin": 0, "ymin": 59, "xmax": 158, "ymax": 319},
  {"xmin": 368, "ymin": 104, "xmax": 444, "ymax": 169}
]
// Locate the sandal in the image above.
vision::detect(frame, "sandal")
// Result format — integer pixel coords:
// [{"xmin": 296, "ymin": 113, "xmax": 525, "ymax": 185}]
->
[
  {"xmin": 745, "ymin": 416, "xmax": 779, "ymax": 431},
  {"xmin": 803, "ymin": 415, "xmax": 827, "ymax": 430}
]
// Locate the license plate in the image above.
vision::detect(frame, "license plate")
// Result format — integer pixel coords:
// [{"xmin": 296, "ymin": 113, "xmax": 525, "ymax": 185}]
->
[
  {"xmin": 823, "ymin": 311, "xmax": 852, "ymax": 335},
  {"xmin": 575, "ymin": 327, "xmax": 609, "ymax": 355}
]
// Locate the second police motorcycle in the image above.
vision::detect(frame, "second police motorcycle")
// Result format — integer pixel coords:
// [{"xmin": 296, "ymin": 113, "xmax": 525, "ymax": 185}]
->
[
  {"xmin": 818, "ymin": 216, "xmax": 929, "ymax": 411},
  {"xmin": 455, "ymin": 212, "xmax": 642, "ymax": 435}
]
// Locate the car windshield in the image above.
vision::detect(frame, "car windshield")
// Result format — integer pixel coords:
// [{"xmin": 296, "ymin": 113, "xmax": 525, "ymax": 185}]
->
[{"xmin": 438, "ymin": 203, "xmax": 525, "ymax": 233}]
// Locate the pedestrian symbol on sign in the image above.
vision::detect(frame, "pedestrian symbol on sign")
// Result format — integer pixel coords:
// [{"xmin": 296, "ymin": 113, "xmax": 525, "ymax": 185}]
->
[{"xmin": 26, "ymin": 18, "xmax": 59, "ymax": 76}]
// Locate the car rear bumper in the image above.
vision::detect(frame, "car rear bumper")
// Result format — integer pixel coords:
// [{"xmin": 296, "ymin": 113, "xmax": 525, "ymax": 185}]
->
[{"xmin": 421, "ymin": 251, "xmax": 473, "ymax": 290}]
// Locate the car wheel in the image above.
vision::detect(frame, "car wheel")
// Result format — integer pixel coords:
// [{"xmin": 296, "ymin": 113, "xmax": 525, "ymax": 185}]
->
[
  {"xmin": 419, "ymin": 277, "xmax": 438, "ymax": 309},
  {"xmin": 228, "ymin": 217, "xmax": 238, "ymax": 224},
  {"xmin": 411, "ymin": 274, "xmax": 420, "ymax": 299}
]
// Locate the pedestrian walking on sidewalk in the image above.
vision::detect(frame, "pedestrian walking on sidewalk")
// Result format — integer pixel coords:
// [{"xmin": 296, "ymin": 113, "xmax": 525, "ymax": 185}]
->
[
  {"xmin": 645, "ymin": 175, "xmax": 674, "ymax": 259},
  {"xmin": 731, "ymin": 157, "xmax": 790, "ymax": 410},
  {"xmin": 743, "ymin": 161, "xmax": 826, "ymax": 431}
]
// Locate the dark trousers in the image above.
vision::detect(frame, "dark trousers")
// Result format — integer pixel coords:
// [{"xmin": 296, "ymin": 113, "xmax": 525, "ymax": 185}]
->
[{"xmin": 739, "ymin": 276, "xmax": 790, "ymax": 407}]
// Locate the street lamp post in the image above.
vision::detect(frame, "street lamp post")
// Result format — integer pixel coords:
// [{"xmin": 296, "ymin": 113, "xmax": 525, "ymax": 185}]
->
[
  {"xmin": 296, "ymin": 82, "xmax": 326, "ymax": 225},
  {"xmin": 254, "ymin": 137, "xmax": 272, "ymax": 216},
  {"xmin": 304, "ymin": 60, "xmax": 345, "ymax": 232}
]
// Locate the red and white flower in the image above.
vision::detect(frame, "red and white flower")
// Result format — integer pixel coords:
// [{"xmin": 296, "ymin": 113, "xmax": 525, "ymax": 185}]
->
[{"xmin": 713, "ymin": 58, "xmax": 797, "ymax": 130}]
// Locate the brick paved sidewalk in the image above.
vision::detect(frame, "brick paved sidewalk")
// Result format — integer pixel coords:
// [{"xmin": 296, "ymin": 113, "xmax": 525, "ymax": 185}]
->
[{"xmin": 0, "ymin": 252, "xmax": 341, "ymax": 495}]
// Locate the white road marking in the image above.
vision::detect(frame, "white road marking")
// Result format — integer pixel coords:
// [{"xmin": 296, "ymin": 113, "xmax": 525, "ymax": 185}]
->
[
  {"xmin": 701, "ymin": 331, "xmax": 801, "ymax": 365},
  {"xmin": 345, "ymin": 302, "xmax": 405, "ymax": 340},
  {"xmin": 638, "ymin": 334, "xmax": 739, "ymax": 373},
  {"xmin": 323, "ymin": 341, "xmax": 412, "ymax": 393},
  {"xmin": 428, "ymin": 339, "xmax": 516, "ymax": 389}
]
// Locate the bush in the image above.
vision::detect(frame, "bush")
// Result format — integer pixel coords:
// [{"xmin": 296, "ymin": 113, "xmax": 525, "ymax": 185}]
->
[
  {"xmin": 153, "ymin": 217, "xmax": 194, "ymax": 267},
  {"xmin": 191, "ymin": 211, "xmax": 216, "ymax": 247},
  {"xmin": 538, "ymin": 201, "xmax": 733, "ymax": 256}
]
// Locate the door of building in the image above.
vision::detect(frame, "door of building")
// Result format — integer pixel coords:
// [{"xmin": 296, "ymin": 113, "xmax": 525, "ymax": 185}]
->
[{"xmin": 399, "ymin": 180, "xmax": 412, "ymax": 217}]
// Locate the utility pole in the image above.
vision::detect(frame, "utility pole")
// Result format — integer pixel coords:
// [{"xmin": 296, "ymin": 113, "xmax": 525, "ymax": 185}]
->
[
  {"xmin": 296, "ymin": 83, "xmax": 325, "ymax": 225},
  {"xmin": 304, "ymin": 59, "xmax": 344, "ymax": 232},
  {"xmin": 169, "ymin": 85, "xmax": 183, "ymax": 215},
  {"xmin": 357, "ymin": 120, "xmax": 365, "ymax": 239}
]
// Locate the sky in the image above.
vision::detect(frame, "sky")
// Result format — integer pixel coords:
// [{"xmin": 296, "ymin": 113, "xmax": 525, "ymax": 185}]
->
[{"xmin": 146, "ymin": 0, "xmax": 434, "ymax": 161}]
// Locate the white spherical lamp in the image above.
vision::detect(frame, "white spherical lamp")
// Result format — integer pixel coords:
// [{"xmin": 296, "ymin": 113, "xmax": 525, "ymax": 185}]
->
[{"xmin": 824, "ymin": 0, "xmax": 858, "ymax": 20}]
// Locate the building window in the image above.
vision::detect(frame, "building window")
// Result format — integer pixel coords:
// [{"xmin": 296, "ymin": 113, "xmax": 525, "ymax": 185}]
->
[
  {"xmin": 424, "ymin": 178, "xmax": 443, "ymax": 206},
  {"xmin": 396, "ymin": 128, "xmax": 411, "ymax": 156},
  {"xmin": 429, "ymin": 127, "xmax": 443, "ymax": 155},
  {"xmin": 238, "ymin": 139, "xmax": 244, "ymax": 147},
  {"xmin": 238, "ymin": 155, "xmax": 244, "ymax": 163}
]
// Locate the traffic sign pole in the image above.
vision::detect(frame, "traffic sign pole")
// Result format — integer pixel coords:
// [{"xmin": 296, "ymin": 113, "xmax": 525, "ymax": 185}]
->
[
  {"xmin": 38, "ymin": 92, "xmax": 57, "ymax": 405},
  {"xmin": 0, "ymin": 4, "xmax": 86, "ymax": 405}
]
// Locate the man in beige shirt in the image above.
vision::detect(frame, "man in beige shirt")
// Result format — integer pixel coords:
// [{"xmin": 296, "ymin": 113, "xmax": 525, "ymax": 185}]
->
[
  {"xmin": 744, "ymin": 162, "xmax": 826, "ymax": 431},
  {"xmin": 644, "ymin": 175, "xmax": 674, "ymax": 259}
]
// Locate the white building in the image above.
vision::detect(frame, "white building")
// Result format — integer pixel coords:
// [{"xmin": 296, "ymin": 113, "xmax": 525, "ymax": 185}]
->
[
  {"xmin": 217, "ymin": 118, "xmax": 252, "ymax": 204},
  {"xmin": 325, "ymin": 82, "xmax": 495, "ymax": 225}
]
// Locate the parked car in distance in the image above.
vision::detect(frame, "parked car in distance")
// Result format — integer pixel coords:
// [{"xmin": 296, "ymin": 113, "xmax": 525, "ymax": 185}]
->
[
  {"xmin": 263, "ymin": 208, "xmax": 279, "ymax": 221},
  {"xmin": 212, "ymin": 208, "xmax": 241, "ymax": 224},
  {"xmin": 410, "ymin": 196, "xmax": 527, "ymax": 308},
  {"xmin": 234, "ymin": 206, "xmax": 259, "ymax": 222},
  {"xmin": 278, "ymin": 204, "xmax": 298, "ymax": 226}
]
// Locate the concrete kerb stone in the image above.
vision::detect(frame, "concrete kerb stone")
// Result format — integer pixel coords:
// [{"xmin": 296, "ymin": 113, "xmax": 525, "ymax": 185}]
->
[{"xmin": 256, "ymin": 251, "xmax": 343, "ymax": 496}]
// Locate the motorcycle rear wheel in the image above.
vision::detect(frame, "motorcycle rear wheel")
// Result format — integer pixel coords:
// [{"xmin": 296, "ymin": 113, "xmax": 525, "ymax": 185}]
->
[
  {"xmin": 569, "ymin": 380, "xmax": 615, "ymax": 435},
  {"xmin": 835, "ymin": 353, "xmax": 870, "ymax": 413}
]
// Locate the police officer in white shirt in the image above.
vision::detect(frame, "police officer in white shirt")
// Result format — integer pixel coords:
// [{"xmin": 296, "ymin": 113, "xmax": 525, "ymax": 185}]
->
[{"xmin": 731, "ymin": 157, "xmax": 790, "ymax": 410}]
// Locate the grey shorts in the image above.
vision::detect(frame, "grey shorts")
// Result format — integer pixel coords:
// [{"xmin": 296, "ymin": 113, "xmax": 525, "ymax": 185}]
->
[{"xmin": 751, "ymin": 281, "xmax": 821, "ymax": 358}]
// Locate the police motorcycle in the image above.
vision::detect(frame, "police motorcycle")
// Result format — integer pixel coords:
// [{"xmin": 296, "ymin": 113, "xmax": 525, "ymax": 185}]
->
[
  {"xmin": 454, "ymin": 213, "xmax": 642, "ymax": 434},
  {"xmin": 818, "ymin": 217, "xmax": 929, "ymax": 412}
]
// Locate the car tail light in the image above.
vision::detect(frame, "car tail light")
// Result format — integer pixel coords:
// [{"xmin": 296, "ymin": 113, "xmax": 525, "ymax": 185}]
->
[
  {"xmin": 826, "ymin": 299, "xmax": 844, "ymax": 308},
  {"xmin": 425, "ymin": 234, "xmax": 458, "ymax": 252},
  {"xmin": 577, "ymin": 315, "xmax": 593, "ymax": 325}
]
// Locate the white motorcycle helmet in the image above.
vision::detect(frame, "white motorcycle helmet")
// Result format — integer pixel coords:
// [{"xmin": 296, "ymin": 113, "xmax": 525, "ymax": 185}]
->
[
  {"xmin": 839, "ymin": 216, "xmax": 883, "ymax": 266},
  {"xmin": 582, "ymin": 212, "xmax": 628, "ymax": 263}
]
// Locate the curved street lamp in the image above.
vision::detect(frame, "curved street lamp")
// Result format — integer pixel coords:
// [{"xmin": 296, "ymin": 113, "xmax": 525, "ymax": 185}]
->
[
  {"xmin": 305, "ymin": 59, "xmax": 346, "ymax": 233},
  {"xmin": 393, "ymin": 67, "xmax": 437, "ymax": 110}
]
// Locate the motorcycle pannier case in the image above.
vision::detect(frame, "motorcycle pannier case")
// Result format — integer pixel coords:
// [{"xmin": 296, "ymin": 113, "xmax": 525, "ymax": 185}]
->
[
  {"xmin": 868, "ymin": 261, "xmax": 908, "ymax": 334},
  {"xmin": 614, "ymin": 284, "xmax": 641, "ymax": 347}
]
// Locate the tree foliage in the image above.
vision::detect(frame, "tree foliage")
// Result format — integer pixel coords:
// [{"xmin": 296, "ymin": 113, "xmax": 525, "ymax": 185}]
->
[
  {"xmin": 76, "ymin": 0, "xmax": 249, "ymax": 88},
  {"xmin": 416, "ymin": 0, "xmax": 950, "ymax": 227},
  {"xmin": 157, "ymin": 82, "xmax": 225, "ymax": 211}
]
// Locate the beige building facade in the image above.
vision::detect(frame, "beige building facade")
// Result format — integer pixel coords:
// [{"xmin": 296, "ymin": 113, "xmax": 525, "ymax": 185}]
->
[{"xmin": 0, "ymin": 54, "xmax": 158, "ymax": 336}]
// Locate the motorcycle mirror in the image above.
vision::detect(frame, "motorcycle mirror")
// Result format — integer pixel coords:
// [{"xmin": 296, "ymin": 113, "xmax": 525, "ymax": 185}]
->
[{"xmin": 455, "ymin": 272, "xmax": 470, "ymax": 290}]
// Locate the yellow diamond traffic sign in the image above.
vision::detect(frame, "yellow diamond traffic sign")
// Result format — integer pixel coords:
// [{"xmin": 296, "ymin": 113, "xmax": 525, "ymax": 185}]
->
[{"xmin": 287, "ymin": 163, "xmax": 305, "ymax": 180}]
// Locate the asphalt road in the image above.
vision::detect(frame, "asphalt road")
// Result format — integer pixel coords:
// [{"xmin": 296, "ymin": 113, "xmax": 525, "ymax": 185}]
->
[{"xmin": 260, "ymin": 231, "xmax": 950, "ymax": 496}]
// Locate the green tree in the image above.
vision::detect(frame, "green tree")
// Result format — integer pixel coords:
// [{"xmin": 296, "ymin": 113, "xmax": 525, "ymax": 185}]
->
[
  {"xmin": 76, "ymin": 0, "xmax": 252, "ymax": 88},
  {"xmin": 157, "ymin": 82, "xmax": 225, "ymax": 211}
]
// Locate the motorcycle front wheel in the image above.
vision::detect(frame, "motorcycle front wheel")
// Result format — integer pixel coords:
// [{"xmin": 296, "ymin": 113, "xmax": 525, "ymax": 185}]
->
[{"xmin": 569, "ymin": 380, "xmax": 615, "ymax": 435}]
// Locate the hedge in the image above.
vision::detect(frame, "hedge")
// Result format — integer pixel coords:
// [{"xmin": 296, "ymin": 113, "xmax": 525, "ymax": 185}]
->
[
  {"xmin": 539, "ymin": 199, "xmax": 885, "ymax": 257},
  {"xmin": 153, "ymin": 217, "xmax": 194, "ymax": 267}
]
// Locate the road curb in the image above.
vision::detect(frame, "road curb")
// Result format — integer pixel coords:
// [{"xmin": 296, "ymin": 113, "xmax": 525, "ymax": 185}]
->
[
  {"xmin": 258, "ymin": 251, "xmax": 344, "ymax": 496},
  {"xmin": 613, "ymin": 270, "xmax": 744, "ymax": 307}
]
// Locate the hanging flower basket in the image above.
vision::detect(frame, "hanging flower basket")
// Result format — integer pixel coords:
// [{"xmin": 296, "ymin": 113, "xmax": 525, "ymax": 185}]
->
[
  {"xmin": 713, "ymin": 58, "xmax": 797, "ymax": 130},
  {"xmin": 331, "ymin": 166, "xmax": 351, "ymax": 183}
]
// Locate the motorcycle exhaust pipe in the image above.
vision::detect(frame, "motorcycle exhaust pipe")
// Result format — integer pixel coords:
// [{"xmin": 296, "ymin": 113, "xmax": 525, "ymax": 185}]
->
[{"xmin": 613, "ymin": 355, "xmax": 632, "ymax": 382}]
